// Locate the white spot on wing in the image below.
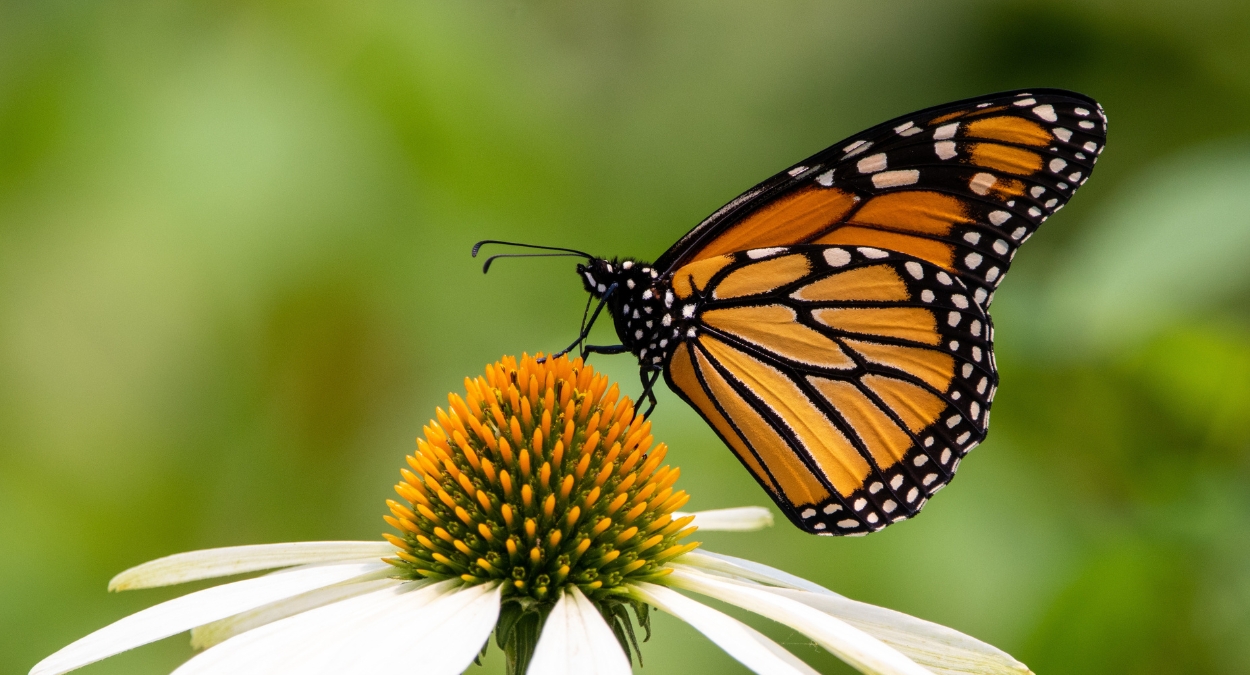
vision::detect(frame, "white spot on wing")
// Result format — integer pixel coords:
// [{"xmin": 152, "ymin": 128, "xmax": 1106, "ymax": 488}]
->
[
  {"xmin": 824, "ymin": 248, "xmax": 851, "ymax": 267},
  {"xmin": 872, "ymin": 169, "xmax": 919, "ymax": 188},
  {"xmin": 989, "ymin": 210, "xmax": 1011, "ymax": 226},
  {"xmin": 1049, "ymin": 158, "xmax": 1067, "ymax": 173},
  {"xmin": 934, "ymin": 122, "xmax": 960, "ymax": 140},
  {"xmin": 844, "ymin": 140, "xmax": 873, "ymax": 157},
  {"xmin": 858, "ymin": 247, "xmax": 889, "ymax": 259},
  {"xmin": 815, "ymin": 170, "xmax": 834, "ymax": 187},
  {"xmin": 970, "ymin": 172, "xmax": 997, "ymax": 195},
  {"xmin": 747, "ymin": 247, "xmax": 785, "ymax": 259},
  {"xmin": 964, "ymin": 252, "xmax": 983, "ymax": 269},
  {"xmin": 935, "ymin": 141, "xmax": 957, "ymax": 160},
  {"xmin": 1032, "ymin": 104, "xmax": 1057, "ymax": 122},
  {"xmin": 857, "ymin": 153, "xmax": 888, "ymax": 174},
  {"xmin": 905, "ymin": 261, "xmax": 924, "ymax": 279}
]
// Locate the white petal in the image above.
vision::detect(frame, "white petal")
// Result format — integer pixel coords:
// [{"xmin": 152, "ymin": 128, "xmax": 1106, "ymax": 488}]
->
[
  {"xmin": 630, "ymin": 582, "xmax": 819, "ymax": 675},
  {"xmin": 341, "ymin": 581, "xmax": 501, "ymax": 675},
  {"xmin": 765, "ymin": 587, "xmax": 1031, "ymax": 675},
  {"xmin": 31, "ymin": 561, "xmax": 388, "ymax": 675},
  {"xmin": 528, "ymin": 586, "xmax": 631, "ymax": 675},
  {"xmin": 676, "ymin": 551, "xmax": 835, "ymax": 594},
  {"xmin": 178, "ymin": 580, "xmax": 502, "ymax": 675},
  {"xmin": 679, "ymin": 553, "xmax": 1030, "ymax": 675},
  {"xmin": 311, "ymin": 581, "xmax": 500, "ymax": 675},
  {"xmin": 174, "ymin": 582, "xmax": 444, "ymax": 674},
  {"xmin": 190, "ymin": 572, "xmax": 397, "ymax": 650},
  {"xmin": 109, "ymin": 541, "xmax": 395, "ymax": 590},
  {"xmin": 673, "ymin": 507, "xmax": 774, "ymax": 531},
  {"xmin": 668, "ymin": 568, "xmax": 930, "ymax": 675}
]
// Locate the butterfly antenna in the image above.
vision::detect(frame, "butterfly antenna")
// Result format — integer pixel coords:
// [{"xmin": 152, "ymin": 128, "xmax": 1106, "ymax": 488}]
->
[
  {"xmin": 472, "ymin": 239, "xmax": 593, "ymax": 259},
  {"xmin": 479, "ymin": 252, "xmax": 590, "ymax": 274}
]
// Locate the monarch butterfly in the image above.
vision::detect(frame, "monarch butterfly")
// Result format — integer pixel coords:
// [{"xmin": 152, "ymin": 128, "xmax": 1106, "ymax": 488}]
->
[{"xmin": 475, "ymin": 89, "xmax": 1106, "ymax": 535}]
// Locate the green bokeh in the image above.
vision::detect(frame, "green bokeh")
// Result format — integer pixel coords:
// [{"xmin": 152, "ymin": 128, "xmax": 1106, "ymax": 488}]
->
[{"xmin": 3, "ymin": 1, "xmax": 1249, "ymax": 673}]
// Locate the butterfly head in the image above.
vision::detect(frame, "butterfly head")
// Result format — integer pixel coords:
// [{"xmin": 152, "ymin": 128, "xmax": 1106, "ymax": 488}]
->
[
  {"xmin": 578, "ymin": 258, "xmax": 663, "ymax": 300},
  {"xmin": 578, "ymin": 257, "xmax": 679, "ymax": 368}
]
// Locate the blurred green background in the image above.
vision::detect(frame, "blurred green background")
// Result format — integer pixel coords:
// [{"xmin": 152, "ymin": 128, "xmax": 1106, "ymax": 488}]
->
[{"xmin": 3, "ymin": 1, "xmax": 1250, "ymax": 673}]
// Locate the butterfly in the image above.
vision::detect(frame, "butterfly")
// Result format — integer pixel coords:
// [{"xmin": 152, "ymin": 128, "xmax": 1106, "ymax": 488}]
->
[{"xmin": 475, "ymin": 89, "xmax": 1106, "ymax": 535}]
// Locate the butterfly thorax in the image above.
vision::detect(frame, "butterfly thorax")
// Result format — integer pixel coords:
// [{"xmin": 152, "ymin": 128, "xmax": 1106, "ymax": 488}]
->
[{"xmin": 577, "ymin": 258, "xmax": 686, "ymax": 369}]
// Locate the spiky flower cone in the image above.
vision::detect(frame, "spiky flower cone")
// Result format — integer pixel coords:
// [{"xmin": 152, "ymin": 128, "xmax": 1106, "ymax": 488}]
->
[{"xmin": 383, "ymin": 354, "xmax": 698, "ymax": 672}]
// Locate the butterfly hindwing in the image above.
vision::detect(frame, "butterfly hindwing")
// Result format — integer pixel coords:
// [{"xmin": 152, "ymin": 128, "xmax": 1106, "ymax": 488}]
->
[
  {"xmin": 654, "ymin": 89, "xmax": 1107, "ymax": 310},
  {"xmin": 663, "ymin": 245, "xmax": 996, "ymax": 534}
]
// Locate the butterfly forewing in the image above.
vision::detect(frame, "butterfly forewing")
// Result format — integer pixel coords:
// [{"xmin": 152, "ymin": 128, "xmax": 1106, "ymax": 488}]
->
[
  {"xmin": 664, "ymin": 245, "xmax": 995, "ymax": 534},
  {"xmin": 654, "ymin": 89, "xmax": 1107, "ymax": 310}
]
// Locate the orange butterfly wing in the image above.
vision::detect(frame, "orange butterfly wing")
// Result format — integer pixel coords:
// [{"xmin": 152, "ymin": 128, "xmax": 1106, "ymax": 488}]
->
[
  {"xmin": 655, "ymin": 89, "xmax": 1104, "ymax": 534},
  {"xmin": 657, "ymin": 89, "xmax": 1107, "ymax": 310},
  {"xmin": 664, "ymin": 246, "xmax": 993, "ymax": 534}
]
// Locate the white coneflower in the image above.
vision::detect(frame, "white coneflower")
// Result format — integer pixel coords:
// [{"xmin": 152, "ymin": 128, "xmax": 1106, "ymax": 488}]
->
[{"xmin": 33, "ymin": 355, "xmax": 1031, "ymax": 675}]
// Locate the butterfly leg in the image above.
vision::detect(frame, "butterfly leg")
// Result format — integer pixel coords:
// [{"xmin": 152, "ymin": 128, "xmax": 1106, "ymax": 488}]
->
[
  {"xmin": 638, "ymin": 367, "xmax": 662, "ymax": 418},
  {"xmin": 542, "ymin": 283, "xmax": 618, "ymax": 363},
  {"xmin": 583, "ymin": 344, "xmax": 629, "ymax": 356}
]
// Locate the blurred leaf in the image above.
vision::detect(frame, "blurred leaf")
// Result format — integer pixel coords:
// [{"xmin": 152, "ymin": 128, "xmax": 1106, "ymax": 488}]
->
[
  {"xmin": 1126, "ymin": 322, "xmax": 1250, "ymax": 455},
  {"xmin": 1042, "ymin": 140, "xmax": 1250, "ymax": 355},
  {"xmin": 1023, "ymin": 539, "xmax": 1215, "ymax": 675}
]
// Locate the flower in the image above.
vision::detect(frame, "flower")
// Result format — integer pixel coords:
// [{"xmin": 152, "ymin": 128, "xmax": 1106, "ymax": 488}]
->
[{"xmin": 32, "ymin": 355, "xmax": 1033, "ymax": 675}]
